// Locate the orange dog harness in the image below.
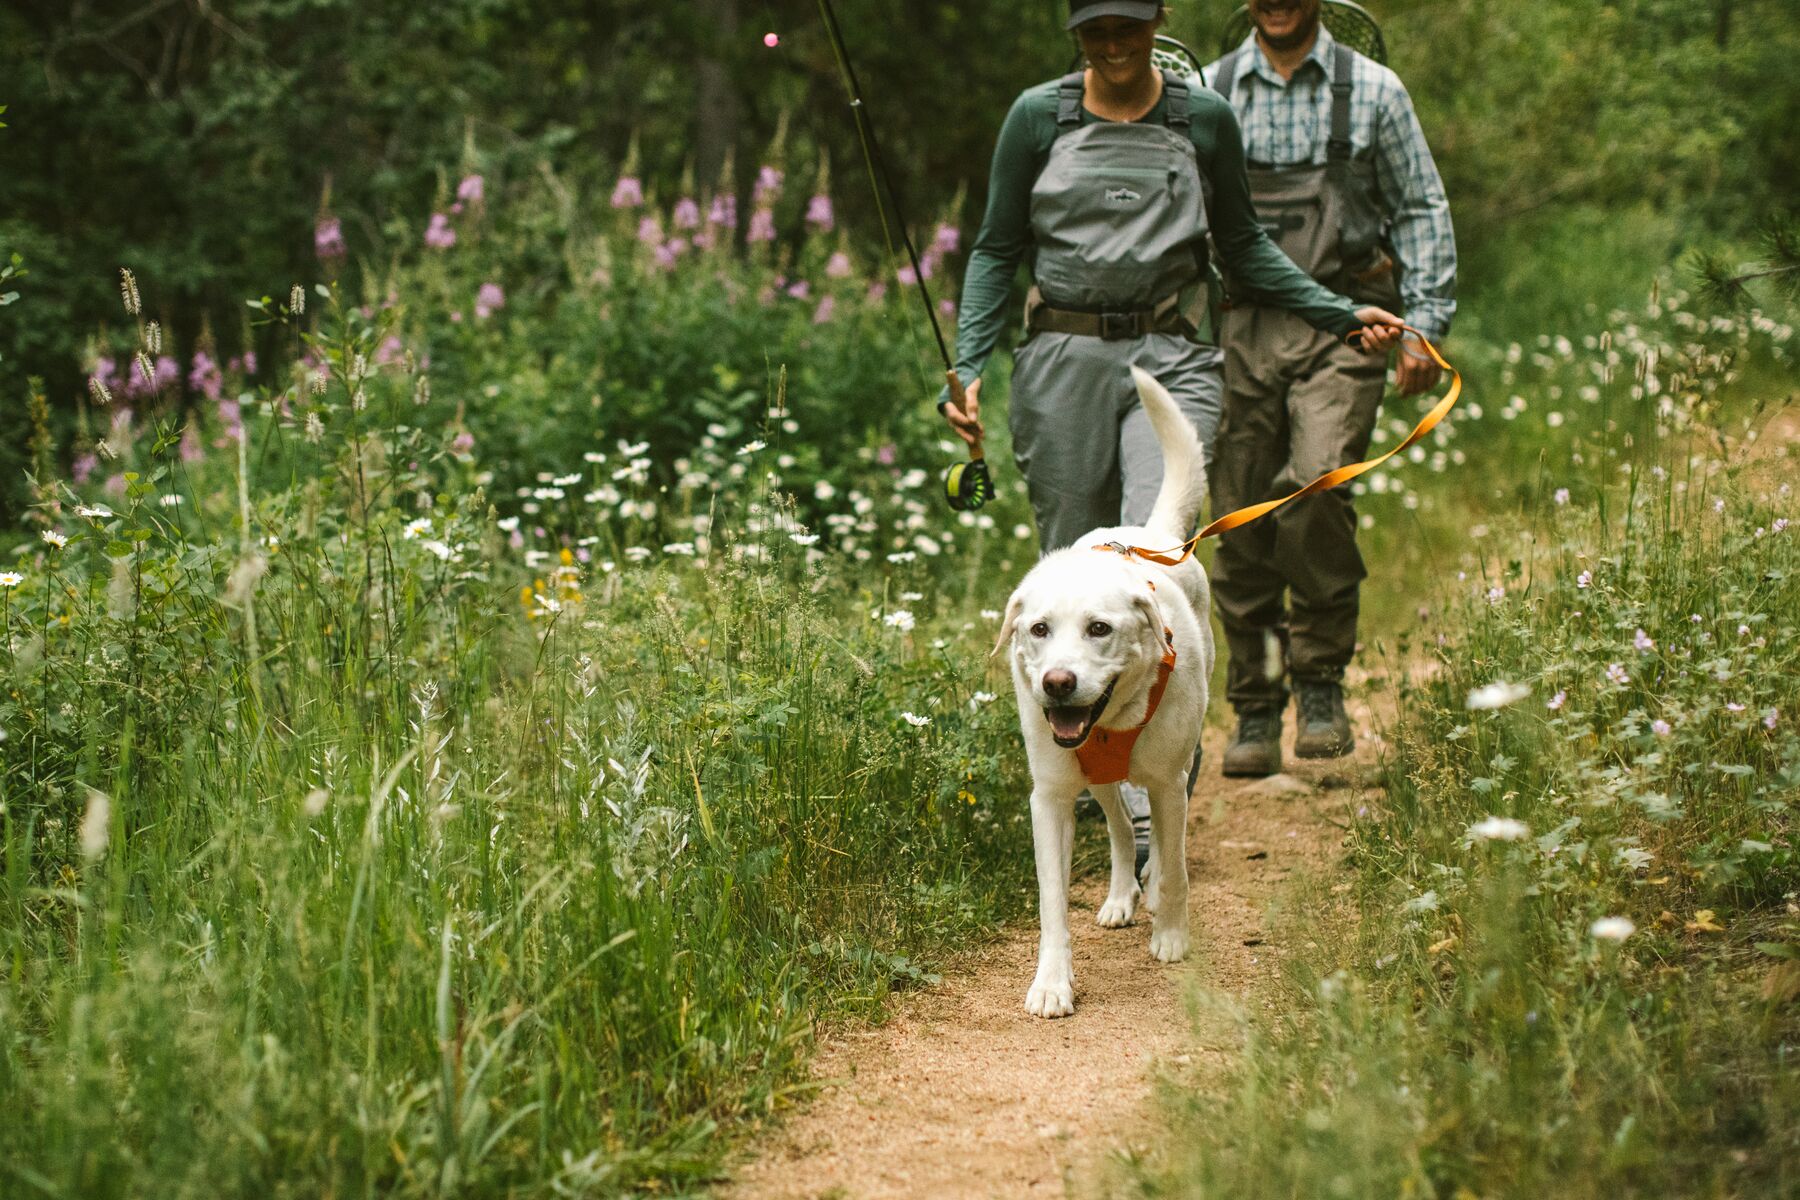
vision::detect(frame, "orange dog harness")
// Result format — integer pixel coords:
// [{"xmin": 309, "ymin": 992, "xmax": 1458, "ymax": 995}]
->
[{"xmin": 1074, "ymin": 626, "xmax": 1177, "ymax": 785}]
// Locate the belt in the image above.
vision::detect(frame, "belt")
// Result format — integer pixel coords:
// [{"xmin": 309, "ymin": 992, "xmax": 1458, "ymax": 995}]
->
[{"xmin": 1026, "ymin": 288, "xmax": 1189, "ymax": 340}]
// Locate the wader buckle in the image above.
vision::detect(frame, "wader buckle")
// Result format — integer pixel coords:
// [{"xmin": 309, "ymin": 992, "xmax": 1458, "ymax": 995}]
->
[{"xmin": 1099, "ymin": 310, "xmax": 1143, "ymax": 340}]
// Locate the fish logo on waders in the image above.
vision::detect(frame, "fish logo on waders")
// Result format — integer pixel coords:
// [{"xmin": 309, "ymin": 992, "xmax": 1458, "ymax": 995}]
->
[{"xmin": 1105, "ymin": 186, "xmax": 1142, "ymax": 205}]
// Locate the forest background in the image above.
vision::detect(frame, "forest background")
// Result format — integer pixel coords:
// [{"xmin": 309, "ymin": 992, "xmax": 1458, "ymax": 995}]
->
[{"xmin": 2, "ymin": 0, "xmax": 1797, "ymax": 523}]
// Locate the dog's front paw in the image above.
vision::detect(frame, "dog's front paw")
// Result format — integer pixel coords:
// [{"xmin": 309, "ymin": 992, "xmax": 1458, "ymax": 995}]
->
[
  {"xmin": 1025, "ymin": 976, "xmax": 1075, "ymax": 1018},
  {"xmin": 1095, "ymin": 888, "xmax": 1139, "ymax": 928},
  {"xmin": 1149, "ymin": 924, "xmax": 1190, "ymax": 963}
]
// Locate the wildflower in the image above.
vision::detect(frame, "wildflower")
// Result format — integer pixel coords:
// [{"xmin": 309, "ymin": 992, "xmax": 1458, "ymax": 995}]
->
[
  {"xmin": 867, "ymin": 281, "xmax": 887, "ymax": 303},
  {"xmin": 424, "ymin": 212, "xmax": 456, "ymax": 248},
  {"xmin": 40, "ymin": 530, "xmax": 67, "ymax": 549},
  {"xmin": 913, "ymin": 534, "xmax": 943, "ymax": 556},
  {"xmin": 812, "ymin": 295, "xmax": 836, "ymax": 324},
  {"xmin": 304, "ymin": 411, "xmax": 325, "ymax": 443},
  {"xmin": 1774, "ymin": 518, "xmax": 1789, "ymax": 533},
  {"xmin": 939, "ymin": 298, "xmax": 957, "ymax": 317},
  {"xmin": 1726, "ymin": 701, "xmax": 1746, "ymax": 713},
  {"xmin": 900, "ymin": 711, "xmax": 931, "ymax": 728},
  {"xmin": 302, "ymin": 788, "xmax": 329, "ymax": 818},
  {"xmin": 1576, "ymin": 570, "xmax": 1592, "ymax": 588},
  {"xmin": 457, "ymin": 174, "xmax": 485, "ymax": 204},
  {"xmin": 451, "ymin": 431, "xmax": 475, "ymax": 456},
  {"xmin": 805, "ymin": 194, "xmax": 834, "ymax": 230},
  {"xmin": 403, "ymin": 517, "xmax": 432, "ymax": 539},
  {"xmin": 1485, "ymin": 586, "xmax": 1505, "ymax": 605},
  {"xmin": 119, "ymin": 267, "xmax": 141, "ymax": 315},
  {"xmin": 420, "ymin": 539, "xmax": 453, "ymax": 561},
  {"xmin": 737, "ymin": 439, "xmax": 766, "ymax": 456},
  {"xmin": 1402, "ymin": 891, "xmax": 1439, "ymax": 913},
  {"xmin": 885, "ymin": 551, "xmax": 917, "ymax": 564},
  {"xmin": 980, "ymin": 609, "xmax": 1001, "ymax": 621},
  {"xmin": 474, "ymin": 282, "xmax": 506, "ymax": 319},
  {"xmin": 826, "ymin": 251, "xmax": 853, "ymax": 279},
  {"xmin": 610, "ymin": 175, "xmax": 644, "ymax": 208},
  {"xmin": 662, "ymin": 542, "xmax": 696, "ymax": 556},
  {"xmin": 1712, "ymin": 497, "xmax": 1726, "ymax": 513},
  {"xmin": 1615, "ymin": 847, "xmax": 1654, "ymax": 870},
  {"xmin": 747, "ymin": 209, "xmax": 776, "ymax": 243},
  {"xmin": 785, "ymin": 280, "xmax": 811, "ymax": 300},
  {"xmin": 1738, "ymin": 624, "xmax": 1751, "ymax": 636},
  {"xmin": 1605, "ymin": 662, "xmax": 1629, "ymax": 685},
  {"xmin": 0, "ymin": 572, "xmax": 22, "ymax": 588},
  {"xmin": 753, "ymin": 164, "xmax": 783, "ymax": 203},
  {"xmin": 315, "ymin": 215, "xmax": 347, "ymax": 259},
  {"xmin": 1013, "ymin": 524, "xmax": 1033, "ymax": 540},
  {"xmin": 1553, "ymin": 487, "xmax": 1570, "ymax": 505},
  {"xmin": 884, "ymin": 609, "xmax": 916, "ymax": 633},
  {"xmin": 1634, "ymin": 628, "xmax": 1655, "ymax": 652},
  {"xmin": 1468, "ymin": 816, "xmax": 1530, "ymax": 842},
  {"xmin": 1650, "ymin": 717, "xmax": 1672, "ymax": 736},
  {"xmin": 970, "ymin": 691, "xmax": 996, "ymax": 709},
  {"xmin": 790, "ymin": 533, "xmax": 820, "ymax": 546},
  {"xmin": 1590, "ymin": 916, "xmax": 1635, "ymax": 942},
  {"xmin": 708, "ymin": 194, "xmax": 737, "ymax": 229},
  {"xmin": 79, "ymin": 790, "xmax": 111, "ymax": 860},
  {"xmin": 76, "ymin": 504, "xmax": 112, "ymax": 519},
  {"xmin": 670, "ymin": 196, "xmax": 701, "ymax": 229},
  {"xmin": 1467, "ymin": 680, "xmax": 1529, "ymax": 710},
  {"xmin": 932, "ymin": 223, "xmax": 961, "ymax": 255},
  {"xmin": 1547, "ymin": 690, "xmax": 1567, "ymax": 711},
  {"xmin": 637, "ymin": 215, "xmax": 663, "ymax": 245},
  {"xmin": 1766, "ymin": 708, "xmax": 1781, "ymax": 730}
]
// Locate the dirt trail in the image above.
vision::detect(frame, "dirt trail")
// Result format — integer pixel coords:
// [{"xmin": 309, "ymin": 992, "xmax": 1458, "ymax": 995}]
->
[{"xmin": 727, "ymin": 698, "xmax": 1385, "ymax": 1200}]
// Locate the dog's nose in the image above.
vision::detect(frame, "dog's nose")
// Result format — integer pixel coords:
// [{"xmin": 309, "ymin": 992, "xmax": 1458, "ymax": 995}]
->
[{"xmin": 1042, "ymin": 669, "xmax": 1077, "ymax": 700}]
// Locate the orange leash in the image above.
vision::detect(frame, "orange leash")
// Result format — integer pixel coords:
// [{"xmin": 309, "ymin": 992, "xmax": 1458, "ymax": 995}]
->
[{"xmin": 1097, "ymin": 325, "xmax": 1461, "ymax": 567}]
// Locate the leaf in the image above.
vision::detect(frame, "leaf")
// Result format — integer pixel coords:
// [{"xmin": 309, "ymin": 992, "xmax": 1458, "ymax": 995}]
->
[
  {"xmin": 1684, "ymin": 909, "xmax": 1725, "ymax": 934},
  {"xmin": 1754, "ymin": 942, "xmax": 1798, "ymax": 961}
]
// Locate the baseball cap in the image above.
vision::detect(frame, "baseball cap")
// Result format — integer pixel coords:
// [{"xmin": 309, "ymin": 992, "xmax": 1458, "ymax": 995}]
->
[{"xmin": 1065, "ymin": 1, "xmax": 1161, "ymax": 31}]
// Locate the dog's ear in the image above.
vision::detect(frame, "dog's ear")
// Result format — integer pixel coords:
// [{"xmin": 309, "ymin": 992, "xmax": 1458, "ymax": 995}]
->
[
  {"xmin": 1130, "ymin": 587, "xmax": 1165, "ymax": 662},
  {"xmin": 991, "ymin": 590, "xmax": 1025, "ymax": 658}
]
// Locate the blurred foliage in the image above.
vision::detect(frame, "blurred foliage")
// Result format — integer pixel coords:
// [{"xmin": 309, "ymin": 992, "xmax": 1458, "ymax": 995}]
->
[{"xmin": 2, "ymin": 0, "xmax": 1798, "ymax": 516}]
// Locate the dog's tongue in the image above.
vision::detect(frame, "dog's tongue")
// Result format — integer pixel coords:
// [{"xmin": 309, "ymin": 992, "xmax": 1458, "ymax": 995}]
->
[{"xmin": 1046, "ymin": 705, "xmax": 1091, "ymax": 741}]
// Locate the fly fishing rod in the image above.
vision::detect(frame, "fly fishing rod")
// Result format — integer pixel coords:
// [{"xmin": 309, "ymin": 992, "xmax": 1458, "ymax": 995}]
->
[{"xmin": 813, "ymin": 0, "xmax": 994, "ymax": 511}]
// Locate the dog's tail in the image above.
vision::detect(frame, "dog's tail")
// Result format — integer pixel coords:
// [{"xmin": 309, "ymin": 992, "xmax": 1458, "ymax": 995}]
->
[{"xmin": 1129, "ymin": 365, "xmax": 1208, "ymax": 542}]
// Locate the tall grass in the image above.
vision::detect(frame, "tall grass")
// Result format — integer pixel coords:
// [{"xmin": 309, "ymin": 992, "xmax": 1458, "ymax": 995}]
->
[{"xmin": 1123, "ymin": 294, "xmax": 1799, "ymax": 1198}]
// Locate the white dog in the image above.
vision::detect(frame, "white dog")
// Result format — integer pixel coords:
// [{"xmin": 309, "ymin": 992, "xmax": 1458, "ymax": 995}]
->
[{"xmin": 995, "ymin": 366, "xmax": 1214, "ymax": 1019}]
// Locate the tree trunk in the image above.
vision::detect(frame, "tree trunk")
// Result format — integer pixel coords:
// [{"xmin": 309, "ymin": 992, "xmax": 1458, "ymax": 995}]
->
[{"xmin": 694, "ymin": 0, "xmax": 740, "ymax": 190}]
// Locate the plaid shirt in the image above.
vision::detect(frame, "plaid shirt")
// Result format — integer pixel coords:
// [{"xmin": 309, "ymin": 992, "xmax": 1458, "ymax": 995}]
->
[{"xmin": 1204, "ymin": 26, "xmax": 1457, "ymax": 340}]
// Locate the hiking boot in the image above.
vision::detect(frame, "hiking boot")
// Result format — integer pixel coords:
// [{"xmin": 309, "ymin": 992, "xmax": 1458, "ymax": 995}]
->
[
  {"xmin": 1294, "ymin": 680, "xmax": 1354, "ymax": 759},
  {"xmin": 1222, "ymin": 707, "xmax": 1283, "ymax": 778}
]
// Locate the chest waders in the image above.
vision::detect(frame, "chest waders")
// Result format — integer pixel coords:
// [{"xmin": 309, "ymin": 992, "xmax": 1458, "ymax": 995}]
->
[
  {"xmin": 1207, "ymin": 42, "xmax": 1397, "ymax": 718},
  {"xmin": 1008, "ymin": 70, "xmax": 1226, "ymax": 555}
]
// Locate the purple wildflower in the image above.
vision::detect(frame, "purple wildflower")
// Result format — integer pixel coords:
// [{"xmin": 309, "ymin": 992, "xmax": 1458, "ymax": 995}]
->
[
  {"xmin": 933, "ymin": 223, "xmax": 961, "ymax": 254},
  {"xmin": 867, "ymin": 281, "xmax": 887, "ymax": 303},
  {"xmin": 457, "ymin": 174, "xmax": 485, "ymax": 204},
  {"xmin": 897, "ymin": 264, "xmax": 917, "ymax": 285},
  {"xmin": 1634, "ymin": 628, "xmax": 1655, "ymax": 652},
  {"xmin": 876, "ymin": 444, "xmax": 897, "ymax": 466},
  {"xmin": 805, "ymin": 194, "xmax": 834, "ymax": 230},
  {"xmin": 1650, "ymin": 718, "xmax": 1672, "ymax": 737},
  {"xmin": 451, "ymin": 431, "xmax": 475, "ymax": 456},
  {"xmin": 180, "ymin": 425, "xmax": 205, "ymax": 462},
  {"xmin": 812, "ymin": 295, "xmax": 836, "ymax": 324},
  {"xmin": 938, "ymin": 298, "xmax": 957, "ymax": 316},
  {"xmin": 315, "ymin": 215, "xmax": 347, "ymax": 260},
  {"xmin": 188, "ymin": 351, "xmax": 223, "ymax": 400},
  {"xmin": 475, "ymin": 282, "xmax": 506, "ymax": 320},
  {"xmin": 637, "ymin": 215, "xmax": 663, "ymax": 246},
  {"xmin": 747, "ymin": 209, "xmax": 776, "ymax": 243},
  {"xmin": 611, "ymin": 176, "xmax": 644, "ymax": 208},
  {"xmin": 753, "ymin": 165, "xmax": 783, "ymax": 204},
  {"xmin": 72, "ymin": 453, "xmax": 98, "ymax": 485},
  {"xmin": 709, "ymin": 194, "xmax": 738, "ymax": 229},
  {"xmin": 786, "ymin": 280, "xmax": 811, "ymax": 300},
  {"xmin": 672, "ymin": 197, "xmax": 701, "ymax": 229},
  {"xmin": 374, "ymin": 336, "xmax": 405, "ymax": 366},
  {"xmin": 826, "ymin": 251, "xmax": 853, "ymax": 279},
  {"xmin": 425, "ymin": 213, "xmax": 457, "ymax": 248}
]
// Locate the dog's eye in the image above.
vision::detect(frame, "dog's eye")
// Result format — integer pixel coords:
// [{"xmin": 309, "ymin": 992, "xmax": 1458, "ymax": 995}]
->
[
  {"xmin": 1029, "ymin": 621, "xmax": 1049, "ymax": 638},
  {"xmin": 1086, "ymin": 620, "xmax": 1112, "ymax": 638}
]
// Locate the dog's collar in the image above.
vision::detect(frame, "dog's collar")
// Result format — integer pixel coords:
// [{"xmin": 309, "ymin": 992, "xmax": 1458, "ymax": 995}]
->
[{"xmin": 1073, "ymin": 625, "xmax": 1176, "ymax": 786}]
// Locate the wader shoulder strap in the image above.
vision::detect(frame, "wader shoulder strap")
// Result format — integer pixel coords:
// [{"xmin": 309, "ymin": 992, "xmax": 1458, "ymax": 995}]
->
[
  {"xmin": 1213, "ymin": 50, "xmax": 1242, "ymax": 103},
  {"xmin": 1328, "ymin": 44, "xmax": 1354, "ymax": 174},
  {"xmin": 1161, "ymin": 70, "xmax": 1191, "ymax": 129},
  {"xmin": 1055, "ymin": 72, "xmax": 1086, "ymax": 131}
]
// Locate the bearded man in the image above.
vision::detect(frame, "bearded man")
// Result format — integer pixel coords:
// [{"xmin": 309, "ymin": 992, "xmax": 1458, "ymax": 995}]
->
[{"xmin": 1203, "ymin": 0, "xmax": 1456, "ymax": 775}]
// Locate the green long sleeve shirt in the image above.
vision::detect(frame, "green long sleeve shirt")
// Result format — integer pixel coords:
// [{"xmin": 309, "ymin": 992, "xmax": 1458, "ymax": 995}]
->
[{"xmin": 943, "ymin": 76, "xmax": 1361, "ymax": 403}]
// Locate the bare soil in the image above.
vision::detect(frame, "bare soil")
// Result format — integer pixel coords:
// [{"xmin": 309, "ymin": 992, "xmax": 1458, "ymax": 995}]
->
[{"xmin": 726, "ymin": 700, "xmax": 1385, "ymax": 1200}]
